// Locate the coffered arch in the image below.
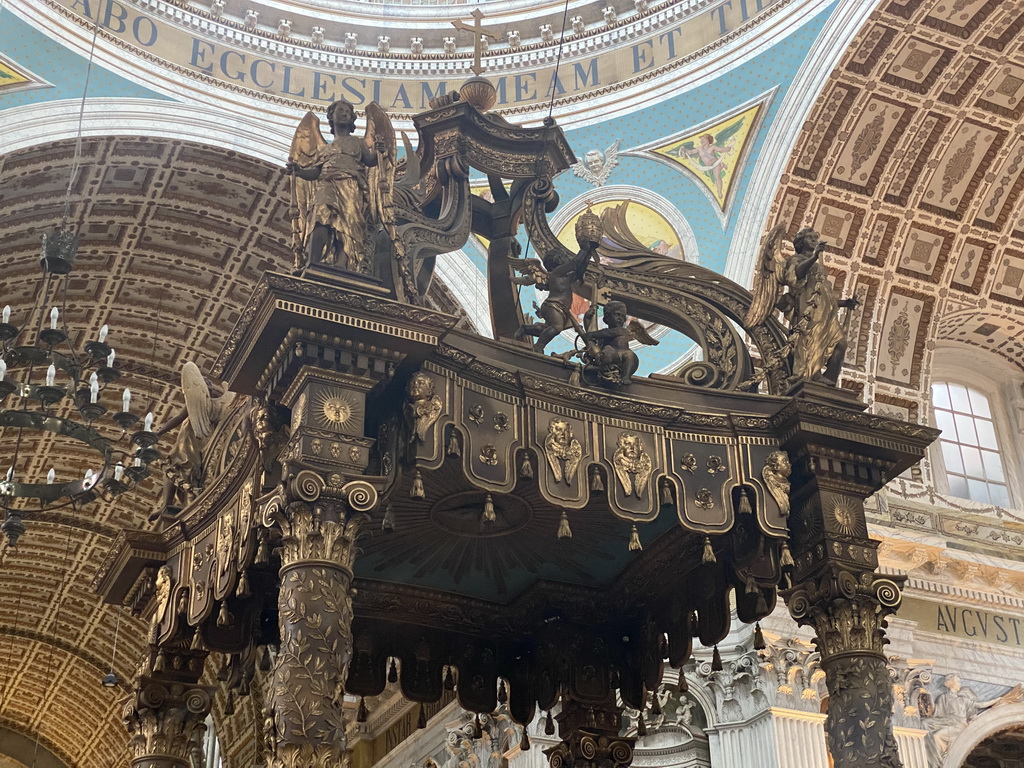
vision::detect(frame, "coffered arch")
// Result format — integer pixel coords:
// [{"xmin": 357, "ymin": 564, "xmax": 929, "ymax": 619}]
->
[{"xmin": 767, "ymin": 0, "xmax": 1024, "ymax": 418}]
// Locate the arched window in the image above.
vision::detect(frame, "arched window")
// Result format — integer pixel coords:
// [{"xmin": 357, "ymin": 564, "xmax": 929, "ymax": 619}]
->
[{"xmin": 930, "ymin": 382, "xmax": 1009, "ymax": 506}]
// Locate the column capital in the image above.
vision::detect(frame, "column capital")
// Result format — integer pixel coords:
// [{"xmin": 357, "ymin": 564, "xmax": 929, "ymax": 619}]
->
[{"xmin": 123, "ymin": 673, "xmax": 214, "ymax": 768}]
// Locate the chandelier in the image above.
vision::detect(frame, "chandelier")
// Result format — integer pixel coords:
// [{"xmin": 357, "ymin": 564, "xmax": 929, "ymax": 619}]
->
[{"xmin": 0, "ymin": 227, "xmax": 160, "ymax": 547}]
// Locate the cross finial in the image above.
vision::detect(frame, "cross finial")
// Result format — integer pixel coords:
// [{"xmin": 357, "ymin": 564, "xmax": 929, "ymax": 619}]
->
[{"xmin": 451, "ymin": 9, "xmax": 501, "ymax": 75}]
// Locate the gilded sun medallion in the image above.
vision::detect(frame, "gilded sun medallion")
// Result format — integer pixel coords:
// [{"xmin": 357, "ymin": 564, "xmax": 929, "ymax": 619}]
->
[{"xmin": 315, "ymin": 389, "xmax": 357, "ymax": 430}]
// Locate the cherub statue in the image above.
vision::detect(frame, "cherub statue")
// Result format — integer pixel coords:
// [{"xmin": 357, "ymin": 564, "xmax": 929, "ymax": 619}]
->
[
  {"xmin": 512, "ymin": 242, "xmax": 596, "ymax": 352},
  {"xmin": 404, "ymin": 371, "xmax": 443, "ymax": 442},
  {"xmin": 153, "ymin": 361, "xmax": 236, "ymax": 520},
  {"xmin": 762, "ymin": 450, "xmax": 791, "ymax": 517},
  {"xmin": 579, "ymin": 301, "xmax": 658, "ymax": 386},
  {"xmin": 252, "ymin": 400, "xmax": 290, "ymax": 477},
  {"xmin": 287, "ymin": 100, "xmax": 395, "ymax": 274},
  {"xmin": 746, "ymin": 225, "xmax": 859, "ymax": 387}
]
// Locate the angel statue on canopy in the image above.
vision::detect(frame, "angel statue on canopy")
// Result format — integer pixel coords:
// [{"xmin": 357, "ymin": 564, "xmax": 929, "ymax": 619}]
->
[
  {"xmin": 151, "ymin": 361, "xmax": 237, "ymax": 520},
  {"xmin": 286, "ymin": 99, "xmax": 396, "ymax": 274},
  {"xmin": 745, "ymin": 225, "xmax": 859, "ymax": 388}
]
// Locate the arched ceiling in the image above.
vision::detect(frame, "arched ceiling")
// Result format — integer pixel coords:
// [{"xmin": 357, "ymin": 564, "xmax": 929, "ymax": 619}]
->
[{"xmin": 768, "ymin": 0, "xmax": 1024, "ymax": 436}]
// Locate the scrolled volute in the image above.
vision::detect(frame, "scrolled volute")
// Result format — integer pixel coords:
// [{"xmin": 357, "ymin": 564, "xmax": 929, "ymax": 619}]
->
[
  {"xmin": 290, "ymin": 469, "xmax": 324, "ymax": 502},
  {"xmin": 341, "ymin": 479, "xmax": 378, "ymax": 514}
]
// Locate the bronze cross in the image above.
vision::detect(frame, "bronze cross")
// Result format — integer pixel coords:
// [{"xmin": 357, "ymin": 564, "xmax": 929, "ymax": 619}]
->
[{"xmin": 451, "ymin": 9, "xmax": 501, "ymax": 76}]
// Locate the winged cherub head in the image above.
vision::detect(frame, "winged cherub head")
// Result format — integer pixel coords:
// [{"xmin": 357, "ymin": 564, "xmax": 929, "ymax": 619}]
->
[
  {"xmin": 548, "ymin": 419, "xmax": 572, "ymax": 447},
  {"xmin": 407, "ymin": 371, "xmax": 435, "ymax": 402},
  {"xmin": 326, "ymin": 99, "xmax": 357, "ymax": 135},
  {"xmin": 617, "ymin": 433, "xmax": 643, "ymax": 461},
  {"xmin": 584, "ymin": 150, "xmax": 605, "ymax": 173},
  {"xmin": 765, "ymin": 450, "xmax": 791, "ymax": 478}
]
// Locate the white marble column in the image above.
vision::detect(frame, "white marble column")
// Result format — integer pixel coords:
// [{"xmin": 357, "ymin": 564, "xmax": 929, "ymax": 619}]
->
[
  {"xmin": 893, "ymin": 727, "xmax": 929, "ymax": 768},
  {"xmin": 771, "ymin": 709, "xmax": 831, "ymax": 768},
  {"xmin": 707, "ymin": 711, "xmax": 781, "ymax": 768}
]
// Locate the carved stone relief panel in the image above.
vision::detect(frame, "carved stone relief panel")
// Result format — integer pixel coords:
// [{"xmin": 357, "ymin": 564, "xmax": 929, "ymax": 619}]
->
[
  {"xmin": 896, "ymin": 223, "xmax": 953, "ymax": 282},
  {"xmin": 669, "ymin": 435, "xmax": 737, "ymax": 533},
  {"xmin": 990, "ymin": 248, "xmax": 1024, "ymax": 307},
  {"xmin": 601, "ymin": 426, "xmax": 661, "ymax": 519},
  {"xmin": 920, "ymin": 121, "xmax": 1005, "ymax": 220},
  {"xmin": 950, "ymin": 238, "xmax": 994, "ymax": 294}
]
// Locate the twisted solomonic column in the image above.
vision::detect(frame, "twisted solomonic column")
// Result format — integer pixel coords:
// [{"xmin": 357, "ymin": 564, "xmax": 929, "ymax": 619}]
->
[
  {"xmin": 787, "ymin": 571, "xmax": 905, "ymax": 768},
  {"xmin": 263, "ymin": 474, "xmax": 376, "ymax": 768}
]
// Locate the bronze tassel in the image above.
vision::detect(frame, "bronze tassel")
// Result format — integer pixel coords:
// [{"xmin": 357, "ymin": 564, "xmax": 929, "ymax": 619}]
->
[
  {"xmin": 520, "ymin": 454, "xmax": 534, "ymax": 480},
  {"xmin": 737, "ymin": 488, "xmax": 752, "ymax": 515},
  {"xmin": 410, "ymin": 470, "xmax": 425, "ymax": 499},
  {"xmin": 482, "ymin": 494, "xmax": 496, "ymax": 523},
  {"xmin": 780, "ymin": 542, "xmax": 795, "ymax": 567},
  {"xmin": 629, "ymin": 524, "xmax": 642, "ymax": 551},
  {"xmin": 235, "ymin": 570, "xmax": 250, "ymax": 598},
  {"xmin": 557, "ymin": 510, "xmax": 572, "ymax": 540},
  {"xmin": 702, "ymin": 536, "xmax": 716, "ymax": 564},
  {"xmin": 753, "ymin": 622, "xmax": 766, "ymax": 651}
]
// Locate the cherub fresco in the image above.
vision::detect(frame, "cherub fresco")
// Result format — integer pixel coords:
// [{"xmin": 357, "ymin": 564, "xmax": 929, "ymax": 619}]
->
[{"xmin": 672, "ymin": 118, "xmax": 746, "ymax": 200}]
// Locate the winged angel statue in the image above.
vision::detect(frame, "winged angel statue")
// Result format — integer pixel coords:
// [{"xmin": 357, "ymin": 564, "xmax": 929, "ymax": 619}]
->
[
  {"xmin": 745, "ymin": 225, "xmax": 858, "ymax": 387},
  {"xmin": 154, "ymin": 361, "xmax": 237, "ymax": 519},
  {"xmin": 287, "ymin": 99, "xmax": 396, "ymax": 274}
]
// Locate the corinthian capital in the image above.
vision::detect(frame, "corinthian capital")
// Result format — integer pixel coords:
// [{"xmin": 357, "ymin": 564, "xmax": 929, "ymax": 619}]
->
[
  {"xmin": 786, "ymin": 570, "xmax": 903, "ymax": 658},
  {"xmin": 123, "ymin": 677, "xmax": 214, "ymax": 768}
]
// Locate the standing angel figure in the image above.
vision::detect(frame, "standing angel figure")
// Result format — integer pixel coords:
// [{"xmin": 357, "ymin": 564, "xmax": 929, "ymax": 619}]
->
[
  {"xmin": 745, "ymin": 225, "xmax": 859, "ymax": 387},
  {"xmin": 287, "ymin": 100, "xmax": 396, "ymax": 274}
]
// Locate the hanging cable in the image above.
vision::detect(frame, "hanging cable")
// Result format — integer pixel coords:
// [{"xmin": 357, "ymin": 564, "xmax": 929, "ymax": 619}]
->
[
  {"xmin": 62, "ymin": 13, "xmax": 102, "ymax": 227},
  {"xmin": 31, "ymin": 516, "xmax": 75, "ymax": 768}
]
